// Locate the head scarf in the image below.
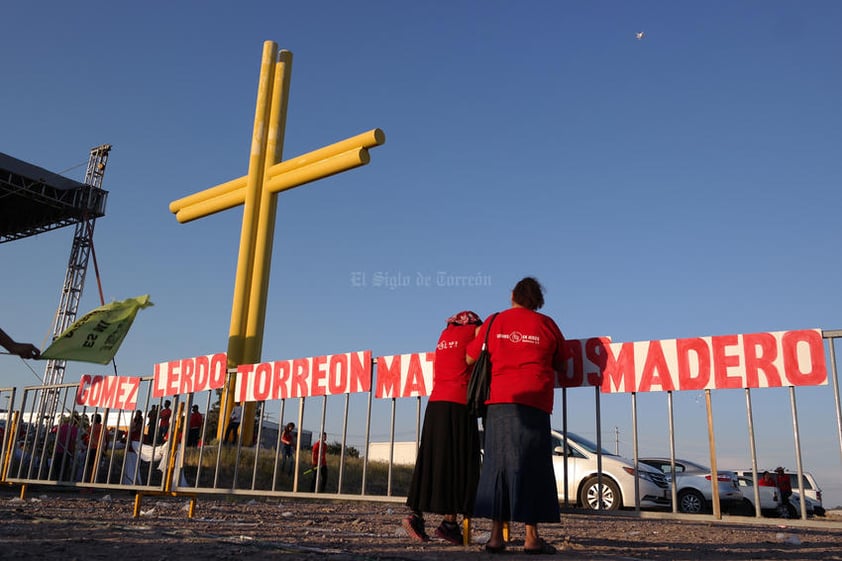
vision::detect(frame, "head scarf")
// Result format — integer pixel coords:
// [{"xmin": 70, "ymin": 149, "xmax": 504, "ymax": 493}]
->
[{"xmin": 446, "ymin": 310, "xmax": 483, "ymax": 326}]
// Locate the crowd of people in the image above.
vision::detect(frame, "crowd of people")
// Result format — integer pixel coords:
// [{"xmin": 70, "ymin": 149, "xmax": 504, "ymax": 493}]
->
[{"xmin": 402, "ymin": 276, "xmax": 567, "ymax": 554}]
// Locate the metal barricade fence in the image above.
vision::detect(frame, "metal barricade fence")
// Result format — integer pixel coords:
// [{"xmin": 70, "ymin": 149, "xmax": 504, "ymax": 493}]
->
[
  {"xmin": 169, "ymin": 377, "xmax": 406, "ymax": 504},
  {"xmin": 3, "ymin": 380, "xmax": 169, "ymax": 493},
  {"xmin": 1, "ymin": 332, "xmax": 841, "ymax": 523}
]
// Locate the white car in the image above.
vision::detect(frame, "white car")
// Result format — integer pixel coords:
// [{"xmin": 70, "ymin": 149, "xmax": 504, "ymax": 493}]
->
[
  {"xmin": 733, "ymin": 475, "xmax": 781, "ymax": 516},
  {"xmin": 639, "ymin": 457, "xmax": 743, "ymax": 514},
  {"xmin": 731, "ymin": 469, "xmax": 825, "ymax": 517},
  {"xmin": 551, "ymin": 431, "xmax": 671, "ymax": 511},
  {"xmin": 733, "ymin": 474, "xmax": 822, "ymax": 518}
]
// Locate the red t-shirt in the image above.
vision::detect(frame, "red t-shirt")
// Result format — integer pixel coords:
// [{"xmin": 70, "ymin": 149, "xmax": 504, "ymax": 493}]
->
[
  {"xmin": 312, "ymin": 439, "xmax": 327, "ymax": 467},
  {"xmin": 159, "ymin": 407, "xmax": 172, "ymax": 428},
  {"xmin": 84, "ymin": 424, "xmax": 106, "ymax": 450},
  {"xmin": 466, "ymin": 307, "xmax": 565, "ymax": 414},
  {"xmin": 430, "ymin": 323, "xmax": 478, "ymax": 404}
]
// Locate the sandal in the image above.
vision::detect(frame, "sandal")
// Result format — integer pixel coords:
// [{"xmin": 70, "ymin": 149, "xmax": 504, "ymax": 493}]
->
[
  {"xmin": 524, "ymin": 539, "xmax": 557, "ymax": 555},
  {"xmin": 484, "ymin": 543, "xmax": 506, "ymax": 554}
]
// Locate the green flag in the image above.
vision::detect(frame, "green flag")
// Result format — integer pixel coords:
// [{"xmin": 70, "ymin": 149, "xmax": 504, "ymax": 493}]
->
[{"xmin": 41, "ymin": 294, "xmax": 153, "ymax": 364}]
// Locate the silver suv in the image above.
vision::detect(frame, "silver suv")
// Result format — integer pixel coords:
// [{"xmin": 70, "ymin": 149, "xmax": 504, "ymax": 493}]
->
[{"xmin": 552, "ymin": 431, "xmax": 671, "ymax": 511}]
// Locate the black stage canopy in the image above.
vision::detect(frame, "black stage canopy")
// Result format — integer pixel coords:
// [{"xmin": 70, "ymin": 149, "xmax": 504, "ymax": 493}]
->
[{"xmin": 0, "ymin": 152, "xmax": 108, "ymax": 243}]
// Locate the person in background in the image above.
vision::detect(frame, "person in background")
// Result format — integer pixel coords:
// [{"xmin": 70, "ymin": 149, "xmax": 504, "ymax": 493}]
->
[
  {"xmin": 776, "ymin": 467, "xmax": 793, "ymax": 506},
  {"xmin": 158, "ymin": 400, "xmax": 172, "ymax": 442},
  {"xmin": 310, "ymin": 432, "xmax": 328, "ymax": 492},
  {"xmin": 402, "ymin": 310, "xmax": 483, "ymax": 545},
  {"xmin": 0, "ymin": 328, "xmax": 40, "ymax": 359},
  {"xmin": 758, "ymin": 471, "xmax": 776, "ymax": 487},
  {"xmin": 224, "ymin": 403, "xmax": 242, "ymax": 445},
  {"xmin": 52, "ymin": 416, "xmax": 79, "ymax": 481},
  {"xmin": 466, "ymin": 277, "xmax": 566, "ymax": 554},
  {"xmin": 129, "ymin": 411, "xmax": 144, "ymax": 444},
  {"xmin": 187, "ymin": 405, "xmax": 203, "ymax": 447},
  {"xmin": 280, "ymin": 422, "xmax": 296, "ymax": 475},
  {"xmin": 82, "ymin": 413, "xmax": 108, "ymax": 484},
  {"xmin": 145, "ymin": 405, "xmax": 158, "ymax": 444}
]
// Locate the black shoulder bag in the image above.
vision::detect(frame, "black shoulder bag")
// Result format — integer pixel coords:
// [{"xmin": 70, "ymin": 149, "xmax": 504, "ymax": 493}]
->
[{"xmin": 466, "ymin": 313, "xmax": 498, "ymax": 420}]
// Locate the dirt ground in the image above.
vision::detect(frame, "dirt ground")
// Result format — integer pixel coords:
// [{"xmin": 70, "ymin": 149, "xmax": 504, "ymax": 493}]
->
[{"xmin": 2, "ymin": 487, "xmax": 842, "ymax": 561}]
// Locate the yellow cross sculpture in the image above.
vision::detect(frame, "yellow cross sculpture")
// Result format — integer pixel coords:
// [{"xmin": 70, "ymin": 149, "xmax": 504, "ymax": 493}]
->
[{"xmin": 169, "ymin": 41, "xmax": 385, "ymax": 446}]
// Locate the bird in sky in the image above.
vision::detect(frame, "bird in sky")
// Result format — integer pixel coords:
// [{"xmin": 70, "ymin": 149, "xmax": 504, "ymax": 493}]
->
[{"xmin": 636, "ymin": 31, "xmax": 645, "ymax": 40}]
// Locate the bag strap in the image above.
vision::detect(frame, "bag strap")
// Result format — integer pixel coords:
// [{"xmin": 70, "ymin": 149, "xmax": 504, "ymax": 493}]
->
[{"xmin": 481, "ymin": 313, "xmax": 499, "ymax": 351}]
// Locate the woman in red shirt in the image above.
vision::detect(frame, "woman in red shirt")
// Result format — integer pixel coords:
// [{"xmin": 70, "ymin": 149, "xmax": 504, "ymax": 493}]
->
[
  {"xmin": 402, "ymin": 310, "xmax": 483, "ymax": 545},
  {"xmin": 466, "ymin": 277, "xmax": 566, "ymax": 554}
]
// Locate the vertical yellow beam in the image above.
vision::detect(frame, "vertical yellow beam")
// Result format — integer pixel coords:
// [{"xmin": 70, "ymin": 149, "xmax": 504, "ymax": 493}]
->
[
  {"xmin": 241, "ymin": 49, "xmax": 293, "ymax": 446},
  {"xmin": 219, "ymin": 40, "xmax": 278, "ymax": 442}
]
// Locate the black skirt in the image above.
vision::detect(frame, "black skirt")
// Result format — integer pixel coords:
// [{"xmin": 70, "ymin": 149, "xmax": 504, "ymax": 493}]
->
[
  {"xmin": 405, "ymin": 401, "xmax": 481, "ymax": 516},
  {"xmin": 473, "ymin": 403, "xmax": 560, "ymax": 524}
]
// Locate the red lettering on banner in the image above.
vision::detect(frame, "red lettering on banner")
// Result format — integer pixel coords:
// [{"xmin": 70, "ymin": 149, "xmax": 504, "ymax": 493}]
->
[
  {"xmin": 89, "ymin": 375, "xmax": 102, "ymax": 403},
  {"xmin": 152, "ymin": 363, "xmax": 164, "ymax": 398},
  {"xmin": 677, "ymin": 338, "xmax": 709, "ymax": 390},
  {"xmin": 208, "ymin": 354, "xmax": 227, "ymax": 391},
  {"xmin": 328, "ymin": 354, "xmax": 347, "ymax": 394},
  {"xmin": 586, "ymin": 337, "xmax": 610, "ymax": 386},
  {"xmin": 712, "ymin": 335, "xmax": 742, "ymax": 390},
  {"xmin": 235, "ymin": 351, "xmax": 372, "ymax": 401},
  {"xmin": 235, "ymin": 364, "xmax": 253, "ymax": 402},
  {"xmin": 166, "ymin": 360, "xmax": 180, "ymax": 395},
  {"xmin": 638, "ymin": 341, "xmax": 675, "ymax": 392},
  {"xmin": 154, "ymin": 353, "xmax": 228, "ymax": 398},
  {"xmin": 350, "ymin": 351, "xmax": 372, "ymax": 393},
  {"xmin": 375, "ymin": 356, "xmax": 401, "ymax": 398},
  {"xmin": 273, "ymin": 360, "xmax": 291, "ymax": 399},
  {"xmin": 256, "ymin": 362, "xmax": 274, "ymax": 401},
  {"xmin": 99, "ymin": 375, "xmax": 119, "ymax": 406},
  {"xmin": 292, "ymin": 358, "xmax": 309, "ymax": 397},
  {"xmin": 75, "ymin": 375, "xmax": 139, "ymax": 409},
  {"xmin": 559, "ymin": 340, "xmax": 583, "ymax": 388},
  {"xmin": 742, "ymin": 332, "xmax": 780, "ymax": 388},
  {"xmin": 121, "ymin": 378, "xmax": 139, "ymax": 409},
  {"xmin": 76, "ymin": 375, "xmax": 91, "ymax": 405},
  {"xmin": 402, "ymin": 353, "xmax": 429, "ymax": 396},
  {"xmin": 194, "ymin": 355, "xmax": 209, "ymax": 390},
  {"xmin": 602, "ymin": 342, "xmax": 635, "ymax": 392},
  {"xmin": 311, "ymin": 355, "xmax": 327, "ymax": 396},
  {"xmin": 179, "ymin": 357, "xmax": 195, "ymax": 394},
  {"xmin": 782, "ymin": 330, "xmax": 827, "ymax": 385}
]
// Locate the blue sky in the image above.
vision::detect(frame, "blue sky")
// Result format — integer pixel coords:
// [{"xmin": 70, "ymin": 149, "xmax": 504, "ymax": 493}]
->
[{"xmin": 2, "ymin": 2, "xmax": 842, "ymax": 506}]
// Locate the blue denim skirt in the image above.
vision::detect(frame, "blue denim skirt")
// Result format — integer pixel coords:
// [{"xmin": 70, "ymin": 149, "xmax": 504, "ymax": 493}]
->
[{"xmin": 473, "ymin": 403, "xmax": 560, "ymax": 524}]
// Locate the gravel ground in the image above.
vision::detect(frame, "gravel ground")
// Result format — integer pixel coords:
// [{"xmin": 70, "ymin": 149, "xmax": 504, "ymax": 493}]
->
[{"xmin": 2, "ymin": 488, "xmax": 842, "ymax": 560}]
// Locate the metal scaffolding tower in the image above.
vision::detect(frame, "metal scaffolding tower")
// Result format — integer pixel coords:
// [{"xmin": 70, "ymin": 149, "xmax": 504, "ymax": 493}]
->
[{"xmin": 42, "ymin": 144, "xmax": 112, "ymax": 387}]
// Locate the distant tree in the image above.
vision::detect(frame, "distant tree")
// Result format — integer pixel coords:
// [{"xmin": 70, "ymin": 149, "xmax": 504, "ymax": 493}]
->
[{"xmin": 326, "ymin": 440, "xmax": 360, "ymax": 458}]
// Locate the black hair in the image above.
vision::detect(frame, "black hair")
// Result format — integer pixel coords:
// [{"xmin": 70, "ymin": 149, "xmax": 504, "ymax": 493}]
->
[{"xmin": 512, "ymin": 276, "xmax": 545, "ymax": 310}]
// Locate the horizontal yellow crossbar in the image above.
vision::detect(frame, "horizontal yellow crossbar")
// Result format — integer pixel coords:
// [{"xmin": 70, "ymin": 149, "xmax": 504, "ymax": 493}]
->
[
  {"xmin": 174, "ymin": 147, "xmax": 370, "ymax": 223},
  {"xmin": 169, "ymin": 128, "xmax": 385, "ymax": 215}
]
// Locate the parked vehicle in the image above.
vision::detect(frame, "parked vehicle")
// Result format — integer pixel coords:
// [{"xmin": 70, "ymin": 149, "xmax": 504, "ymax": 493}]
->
[
  {"xmin": 551, "ymin": 431, "xmax": 671, "ymax": 511},
  {"xmin": 732, "ymin": 475, "xmax": 783, "ymax": 516},
  {"xmin": 731, "ymin": 469, "xmax": 824, "ymax": 516},
  {"xmin": 639, "ymin": 457, "xmax": 743, "ymax": 514}
]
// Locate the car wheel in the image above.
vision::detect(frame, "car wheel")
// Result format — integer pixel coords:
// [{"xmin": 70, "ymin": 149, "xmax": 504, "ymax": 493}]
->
[
  {"xmin": 677, "ymin": 489, "xmax": 706, "ymax": 514},
  {"xmin": 784, "ymin": 503, "xmax": 798, "ymax": 519},
  {"xmin": 732, "ymin": 498, "xmax": 755, "ymax": 516},
  {"xmin": 580, "ymin": 476, "xmax": 621, "ymax": 511}
]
